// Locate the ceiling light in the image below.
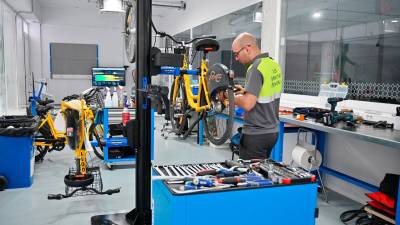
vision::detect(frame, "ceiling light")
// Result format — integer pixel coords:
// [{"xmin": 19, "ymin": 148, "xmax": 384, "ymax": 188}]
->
[
  {"xmin": 252, "ymin": 3, "xmax": 263, "ymax": 23},
  {"xmin": 391, "ymin": 20, "xmax": 399, "ymax": 23},
  {"xmin": 253, "ymin": 12, "xmax": 263, "ymax": 23},
  {"xmin": 99, "ymin": 0, "xmax": 124, "ymax": 13},
  {"xmin": 312, "ymin": 12, "xmax": 321, "ymax": 19}
]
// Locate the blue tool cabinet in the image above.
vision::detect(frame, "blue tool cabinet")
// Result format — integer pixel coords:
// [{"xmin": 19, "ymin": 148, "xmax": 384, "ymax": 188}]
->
[
  {"xmin": 0, "ymin": 136, "xmax": 34, "ymax": 188},
  {"xmin": 91, "ymin": 108, "xmax": 154, "ymax": 168},
  {"xmin": 152, "ymin": 174, "xmax": 318, "ymax": 225}
]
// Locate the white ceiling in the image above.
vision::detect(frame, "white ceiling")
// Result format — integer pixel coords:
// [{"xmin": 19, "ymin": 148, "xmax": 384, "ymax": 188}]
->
[
  {"xmin": 37, "ymin": 0, "xmax": 98, "ymax": 9},
  {"xmin": 36, "ymin": 0, "xmax": 181, "ymax": 17}
]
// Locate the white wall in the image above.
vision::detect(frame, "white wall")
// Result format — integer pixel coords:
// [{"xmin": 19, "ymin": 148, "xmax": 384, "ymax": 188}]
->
[{"xmin": 37, "ymin": 6, "xmax": 126, "ymax": 102}]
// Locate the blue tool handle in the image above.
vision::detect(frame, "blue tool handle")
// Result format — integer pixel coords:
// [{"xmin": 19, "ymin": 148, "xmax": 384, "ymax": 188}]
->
[
  {"xmin": 254, "ymin": 179, "xmax": 273, "ymax": 186},
  {"xmin": 183, "ymin": 184, "xmax": 199, "ymax": 191},
  {"xmin": 244, "ymin": 175, "xmax": 263, "ymax": 181},
  {"xmin": 216, "ymin": 168, "xmax": 240, "ymax": 177},
  {"xmin": 239, "ymin": 180, "xmax": 273, "ymax": 187},
  {"xmin": 193, "ymin": 178, "xmax": 214, "ymax": 187}
]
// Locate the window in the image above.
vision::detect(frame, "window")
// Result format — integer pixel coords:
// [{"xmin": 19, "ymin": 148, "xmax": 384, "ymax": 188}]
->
[{"xmin": 281, "ymin": 0, "xmax": 400, "ymax": 104}]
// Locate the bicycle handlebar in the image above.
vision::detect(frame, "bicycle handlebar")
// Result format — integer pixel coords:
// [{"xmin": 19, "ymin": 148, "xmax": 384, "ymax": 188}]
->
[{"xmin": 151, "ymin": 20, "xmax": 216, "ymax": 46}]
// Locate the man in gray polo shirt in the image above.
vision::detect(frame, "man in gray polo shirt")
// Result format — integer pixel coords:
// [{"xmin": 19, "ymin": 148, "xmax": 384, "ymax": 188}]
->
[{"xmin": 232, "ymin": 32, "xmax": 283, "ymax": 160}]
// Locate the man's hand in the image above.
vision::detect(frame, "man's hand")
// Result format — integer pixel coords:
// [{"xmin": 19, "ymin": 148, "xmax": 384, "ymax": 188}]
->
[
  {"xmin": 234, "ymin": 85, "xmax": 246, "ymax": 95},
  {"xmin": 216, "ymin": 90, "xmax": 229, "ymax": 107},
  {"xmin": 217, "ymin": 90, "xmax": 226, "ymax": 101}
]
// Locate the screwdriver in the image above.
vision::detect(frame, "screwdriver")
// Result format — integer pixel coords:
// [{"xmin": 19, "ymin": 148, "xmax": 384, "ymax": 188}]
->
[
  {"xmin": 192, "ymin": 178, "xmax": 215, "ymax": 187},
  {"xmin": 196, "ymin": 168, "xmax": 240, "ymax": 177},
  {"xmin": 237, "ymin": 179, "xmax": 273, "ymax": 187}
]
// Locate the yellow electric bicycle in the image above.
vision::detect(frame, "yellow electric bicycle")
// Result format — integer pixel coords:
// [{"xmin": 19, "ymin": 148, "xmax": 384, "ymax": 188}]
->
[
  {"xmin": 154, "ymin": 28, "xmax": 235, "ymax": 145},
  {"xmin": 48, "ymin": 90, "xmax": 119, "ymax": 200},
  {"xmin": 33, "ymin": 105, "xmax": 66, "ymax": 162},
  {"xmin": 28, "ymin": 80, "xmax": 66, "ymax": 162}
]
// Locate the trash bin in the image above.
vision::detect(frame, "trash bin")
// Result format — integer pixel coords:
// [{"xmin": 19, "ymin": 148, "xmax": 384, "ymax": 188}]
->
[{"xmin": 0, "ymin": 116, "xmax": 37, "ymax": 189}]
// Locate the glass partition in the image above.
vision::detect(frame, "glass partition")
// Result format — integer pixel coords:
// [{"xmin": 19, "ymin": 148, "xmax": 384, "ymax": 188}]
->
[
  {"xmin": 281, "ymin": 0, "xmax": 400, "ymax": 104},
  {"xmin": 173, "ymin": 3, "xmax": 263, "ymax": 85}
]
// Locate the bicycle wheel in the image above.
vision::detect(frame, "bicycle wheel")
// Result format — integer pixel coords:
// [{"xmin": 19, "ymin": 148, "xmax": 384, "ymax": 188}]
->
[
  {"xmin": 34, "ymin": 124, "xmax": 51, "ymax": 162},
  {"xmin": 124, "ymin": 1, "xmax": 136, "ymax": 63},
  {"xmin": 88, "ymin": 123, "xmax": 105, "ymax": 160},
  {"xmin": 169, "ymin": 78, "xmax": 189, "ymax": 135},
  {"xmin": 203, "ymin": 88, "xmax": 234, "ymax": 145}
]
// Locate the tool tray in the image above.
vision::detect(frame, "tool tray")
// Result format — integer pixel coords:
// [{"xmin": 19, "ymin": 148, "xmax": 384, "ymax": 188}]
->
[{"xmin": 153, "ymin": 159, "xmax": 316, "ymax": 195}]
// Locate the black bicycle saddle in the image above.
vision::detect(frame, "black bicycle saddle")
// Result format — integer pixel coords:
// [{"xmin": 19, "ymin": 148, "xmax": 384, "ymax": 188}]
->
[{"xmin": 195, "ymin": 38, "xmax": 220, "ymax": 52}]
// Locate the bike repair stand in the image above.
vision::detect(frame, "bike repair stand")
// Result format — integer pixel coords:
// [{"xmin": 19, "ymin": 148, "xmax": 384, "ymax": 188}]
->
[{"xmin": 91, "ymin": 0, "xmax": 153, "ymax": 224}]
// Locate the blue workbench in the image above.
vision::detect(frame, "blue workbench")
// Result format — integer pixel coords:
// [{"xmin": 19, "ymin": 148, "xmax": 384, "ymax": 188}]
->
[{"xmin": 277, "ymin": 114, "xmax": 400, "ymax": 224}]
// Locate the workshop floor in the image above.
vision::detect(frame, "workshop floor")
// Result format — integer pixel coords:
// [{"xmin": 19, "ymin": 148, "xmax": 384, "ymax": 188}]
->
[{"xmin": 0, "ymin": 116, "xmax": 362, "ymax": 225}]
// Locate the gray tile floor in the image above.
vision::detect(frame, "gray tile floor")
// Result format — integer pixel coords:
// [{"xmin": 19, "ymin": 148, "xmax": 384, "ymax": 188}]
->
[{"xmin": 0, "ymin": 116, "xmax": 362, "ymax": 225}]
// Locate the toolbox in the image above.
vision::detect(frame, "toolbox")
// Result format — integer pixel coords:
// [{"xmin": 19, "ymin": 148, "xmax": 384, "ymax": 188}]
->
[{"xmin": 152, "ymin": 159, "xmax": 318, "ymax": 225}]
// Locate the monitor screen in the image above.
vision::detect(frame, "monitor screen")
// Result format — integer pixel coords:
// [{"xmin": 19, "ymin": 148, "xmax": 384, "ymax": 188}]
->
[{"xmin": 92, "ymin": 67, "xmax": 126, "ymax": 86}]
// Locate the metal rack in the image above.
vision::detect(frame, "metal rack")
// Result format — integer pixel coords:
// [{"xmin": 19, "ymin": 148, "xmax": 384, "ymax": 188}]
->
[{"xmin": 99, "ymin": 108, "xmax": 136, "ymax": 169}]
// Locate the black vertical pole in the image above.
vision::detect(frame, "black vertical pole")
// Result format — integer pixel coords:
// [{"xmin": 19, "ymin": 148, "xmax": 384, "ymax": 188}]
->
[
  {"xmin": 126, "ymin": 0, "xmax": 152, "ymax": 224},
  {"xmin": 90, "ymin": 0, "xmax": 152, "ymax": 224}
]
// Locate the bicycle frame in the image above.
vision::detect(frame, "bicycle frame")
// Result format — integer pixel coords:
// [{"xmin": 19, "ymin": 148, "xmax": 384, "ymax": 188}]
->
[
  {"xmin": 61, "ymin": 99, "xmax": 95, "ymax": 175},
  {"xmin": 172, "ymin": 56, "xmax": 211, "ymax": 112},
  {"xmin": 34, "ymin": 112, "xmax": 66, "ymax": 148}
]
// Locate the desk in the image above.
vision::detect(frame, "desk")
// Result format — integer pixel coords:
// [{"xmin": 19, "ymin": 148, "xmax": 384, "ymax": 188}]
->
[{"xmin": 277, "ymin": 114, "xmax": 400, "ymax": 224}]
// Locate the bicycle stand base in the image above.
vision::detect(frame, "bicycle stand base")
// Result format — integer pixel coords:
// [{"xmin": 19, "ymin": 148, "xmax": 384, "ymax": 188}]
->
[
  {"xmin": 92, "ymin": 208, "xmax": 151, "ymax": 225},
  {"xmin": 91, "ymin": 212, "xmax": 131, "ymax": 225}
]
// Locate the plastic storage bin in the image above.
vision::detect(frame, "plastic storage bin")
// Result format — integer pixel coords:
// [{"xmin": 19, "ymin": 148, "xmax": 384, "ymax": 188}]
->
[{"xmin": 0, "ymin": 116, "xmax": 36, "ymax": 189}]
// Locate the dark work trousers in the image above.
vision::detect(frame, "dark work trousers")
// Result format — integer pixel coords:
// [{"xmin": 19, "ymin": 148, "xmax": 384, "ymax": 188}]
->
[{"xmin": 239, "ymin": 132, "xmax": 278, "ymax": 160}]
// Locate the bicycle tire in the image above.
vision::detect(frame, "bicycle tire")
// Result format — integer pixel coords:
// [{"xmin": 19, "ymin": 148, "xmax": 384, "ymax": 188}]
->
[
  {"xmin": 34, "ymin": 124, "xmax": 51, "ymax": 162},
  {"xmin": 124, "ymin": 2, "xmax": 136, "ymax": 63},
  {"xmin": 203, "ymin": 88, "xmax": 234, "ymax": 145},
  {"xmin": 88, "ymin": 123, "xmax": 105, "ymax": 160},
  {"xmin": 64, "ymin": 174, "xmax": 94, "ymax": 188},
  {"xmin": 0, "ymin": 175, "xmax": 8, "ymax": 191},
  {"xmin": 169, "ymin": 78, "xmax": 189, "ymax": 135}
]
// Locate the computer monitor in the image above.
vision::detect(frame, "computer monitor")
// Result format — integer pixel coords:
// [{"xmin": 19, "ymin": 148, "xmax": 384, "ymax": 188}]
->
[{"xmin": 92, "ymin": 67, "xmax": 126, "ymax": 86}]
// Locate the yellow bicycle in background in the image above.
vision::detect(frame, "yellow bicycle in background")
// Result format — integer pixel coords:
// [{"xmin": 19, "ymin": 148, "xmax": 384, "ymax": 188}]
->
[{"xmin": 28, "ymin": 80, "xmax": 66, "ymax": 162}]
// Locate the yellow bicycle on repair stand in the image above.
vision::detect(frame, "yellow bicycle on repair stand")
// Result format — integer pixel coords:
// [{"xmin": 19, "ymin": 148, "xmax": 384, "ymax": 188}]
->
[{"xmin": 153, "ymin": 25, "xmax": 235, "ymax": 145}]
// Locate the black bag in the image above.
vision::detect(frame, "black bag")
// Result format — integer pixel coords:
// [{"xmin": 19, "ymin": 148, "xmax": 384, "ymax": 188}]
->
[
  {"xmin": 379, "ymin": 173, "xmax": 399, "ymax": 200},
  {"xmin": 0, "ymin": 116, "xmax": 38, "ymax": 137},
  {"xmin": 125, "ymin": 119, "xmax": 139, "ymax": 148}
]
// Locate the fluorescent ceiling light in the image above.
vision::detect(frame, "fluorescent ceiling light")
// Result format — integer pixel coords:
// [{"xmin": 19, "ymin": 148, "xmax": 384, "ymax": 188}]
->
[
  {"xmin": 99, "ymin": 0, "xmax": 124, "ymax": 13},
  {"xmin": 392, "ymin": 20, "xmax": 399, "ymax": 23},
  {"xmin": 312, "ymin": 12, "xmax": 321, "ymax": 19},
  {"xmin": 253, "ymin": 11, "xmax": 263, "ymax": 23}
]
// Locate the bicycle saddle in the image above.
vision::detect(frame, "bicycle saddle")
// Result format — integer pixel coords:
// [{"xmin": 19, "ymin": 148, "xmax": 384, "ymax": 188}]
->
[
  {"xmin": 38, "ymin": 99, "xmax": 54, "ymax": 106},
  {"xmin": 36, "ymin": 105, "xmax": 54, "ymax": 116},
  {"xmin": 195, "ymin": 38, "xmax": 219, "ymax": 52}
]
